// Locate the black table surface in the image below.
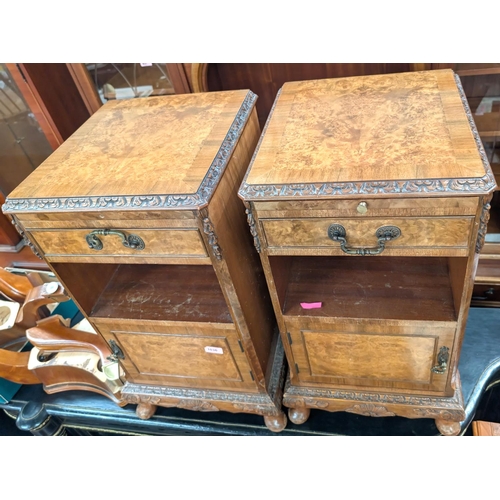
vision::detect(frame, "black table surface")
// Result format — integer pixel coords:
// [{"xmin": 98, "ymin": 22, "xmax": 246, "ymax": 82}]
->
[{"xmin": 1, "ymin": 307, "xmax": 499, "ymax": 436}]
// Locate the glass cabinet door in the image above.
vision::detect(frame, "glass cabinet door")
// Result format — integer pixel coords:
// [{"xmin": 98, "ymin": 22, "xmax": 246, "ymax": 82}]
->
[
  {"xmin": 0, "ymin": 64, "xmax": 53, "ymax": 197},
  {"xmin": 85, "ymin": 63, "xmax": 178, "ymax": 103}
]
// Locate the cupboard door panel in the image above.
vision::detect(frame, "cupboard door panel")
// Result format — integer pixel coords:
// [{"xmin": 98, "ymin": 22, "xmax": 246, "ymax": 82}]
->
[{"xmin": 288, "ymin": 322, "xmax": 455, "ymax": 393}]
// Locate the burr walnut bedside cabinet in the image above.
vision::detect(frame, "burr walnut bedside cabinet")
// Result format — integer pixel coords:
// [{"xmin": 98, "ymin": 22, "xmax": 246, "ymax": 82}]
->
[
  {"xmin": 3, "ymin": 90, "xmax": 288, "ymax": 432},
  {"xmin": 239, "ymin": 69, "xmax": 497, "ymax": 436}
]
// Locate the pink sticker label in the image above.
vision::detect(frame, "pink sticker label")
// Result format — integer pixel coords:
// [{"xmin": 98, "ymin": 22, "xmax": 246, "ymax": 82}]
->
[{"xmin": 300, "ymin": 302, "xmax": 322, "ymax": 309}]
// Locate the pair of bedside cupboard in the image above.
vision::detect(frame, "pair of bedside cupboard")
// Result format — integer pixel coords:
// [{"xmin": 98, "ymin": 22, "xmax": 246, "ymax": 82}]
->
[
  {"xmin": 3, "ymin": 91, "xmax": 287, "ymax": 432},
  {"xmin": 239, "ymin": 69, "xmax": 496, "ymax": 436}
]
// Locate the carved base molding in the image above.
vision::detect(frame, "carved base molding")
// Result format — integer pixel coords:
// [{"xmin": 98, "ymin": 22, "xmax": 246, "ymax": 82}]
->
[
  {"xmin": 121, "ymin": 336, "xmax": 287, "ymax": 431},
  {"xmin": 283, "ymin": 372, "xmax": 466, "ymax": 436}
]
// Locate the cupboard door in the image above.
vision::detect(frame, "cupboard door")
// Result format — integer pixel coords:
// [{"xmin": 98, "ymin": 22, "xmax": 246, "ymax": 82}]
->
[
  {"xmin": 287, "ymin": 322, "xmax": 456, "ymax": 393},
  {"xmin": 95, "ymin": 319, "xmax": 257, "ymax": 391}
]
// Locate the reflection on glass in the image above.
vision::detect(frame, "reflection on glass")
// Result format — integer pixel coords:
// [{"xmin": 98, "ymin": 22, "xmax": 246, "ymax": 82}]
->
[
  {"xmin": 458, "ymin": 65, "xmax": 500, "ymax": 177},
  {"xmin": 85, "ymin": 63, "xmax": 175, "ymax": 103},
  {"xmin": 457, "ymin": 64, "xmax": 500, "ymax": 243},
  {"xmin": 0, "ymin": 64, "xmax": 53, "ymax": 196}
]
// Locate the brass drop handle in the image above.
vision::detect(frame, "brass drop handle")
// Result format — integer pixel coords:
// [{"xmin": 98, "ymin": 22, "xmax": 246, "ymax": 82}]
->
[
  {"xmin": 327, "ymin": 224, "xmax": 401, "ymax": 255},
  {"xmin": 431, "ymin": 346, "xmax": 449, "ymax": 374},
  {"xmin": 86, "ymin": 229, "xmax": 145, "ymax": 251}
]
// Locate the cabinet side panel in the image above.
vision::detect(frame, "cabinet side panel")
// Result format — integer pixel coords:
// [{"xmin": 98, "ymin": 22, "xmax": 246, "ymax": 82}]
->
[{"xmin": 208, "ymin": 109, "xmax": 277, "ymax": 380}]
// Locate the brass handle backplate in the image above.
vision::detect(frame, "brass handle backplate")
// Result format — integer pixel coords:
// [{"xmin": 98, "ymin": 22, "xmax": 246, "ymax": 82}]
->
[
  {"xmin": 86, "ymin": 229, "xmax": 145, "ymax": 251},
  {"xmin": 327, "ymin": 224, "xmax": 401, "ymax": 255},
  {"xmin": 431, "ymin": 346, "xmax": 449, "ymax": 374}
]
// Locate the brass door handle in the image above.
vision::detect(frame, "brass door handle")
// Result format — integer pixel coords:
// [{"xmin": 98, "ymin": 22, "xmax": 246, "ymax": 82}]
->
[
  {"xmin": 327, "ymin": 224, "xmax": 401, "ymax": 255},
  {"xmin": 86, "ymin": 229, "xmax": 145, "ymax": 251},
  {"xmin": 431, "ymin": 346, "xmax": 449, "ymax": 374}
]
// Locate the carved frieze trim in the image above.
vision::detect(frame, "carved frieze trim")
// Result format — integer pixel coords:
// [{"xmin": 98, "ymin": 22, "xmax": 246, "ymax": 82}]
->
[
  {"xmin": 238, "ymin": 76, "xmax": 496, "ymax": 201},
  {"xmin": 283, "ymin": 376, "xmax": 464, "ymax": 410},
  {"xmin": 344, "ymin": 404, "xmax": 396, "ymax": 418},
  {"xmin": 10, "ymin": 216, "xmax": 42, "ymax": 259},
  {"xmin": 410, "ymin": 407, "xmax": 465, "ymax": 421},
  {"xmin": 239, "ymin": 175, "xmax": 497, "ymax": 201},
  {"xmin": 122, "ymin": 387, "xmax": 280, "ymax": 417},
  {"xmin": 245, "ymin": 206, "xmax": 261, "ymax": 253},
  {"xmin": 476, "ymin": 194, "xmax": 493, "ymax": 253},
  {"xmin": 3, "ymin": 91, "xmax": 258, "ymax": 214},
  {"xmin": 200, "ymin": 208, "xmax": 222, "ymax": 261}
]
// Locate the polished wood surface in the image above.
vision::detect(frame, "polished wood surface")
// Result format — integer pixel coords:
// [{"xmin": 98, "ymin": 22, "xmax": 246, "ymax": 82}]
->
[
  {"xmin": 0, "ymin": 350, "xmax": 39, "ymax": 384},
  {"xmin": 9, "ymin": 90, "xmax": 251, "ymax": 200},
  {"xmin": 472, "ymin": 420, "xmax": 500, "ymax": 435},
  {"xmin": 206, "ymin": 109, "xmax": 277, "ymax": 384},
  {"xmin": 0, "ymin": 267, "xmax": 32, "ymax": 302},
  {"xmin": 244, "ymin": 70, "xmax": 487, "ymax": 190},
  {"xmin": 27, "ymin": 315, "xmax": 111, "ymax": 361},
  {"xmin": 208, "ymin": 63, "xmax": 414, "ymax": 128}
]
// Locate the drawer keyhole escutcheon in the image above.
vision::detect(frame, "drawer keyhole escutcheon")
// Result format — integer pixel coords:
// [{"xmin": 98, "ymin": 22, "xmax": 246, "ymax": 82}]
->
[
  {"xmin": 327, "ymin": 224, "xmax": 401, "ymax": 255},
  {"xmin": 431, "ymin": 346, "xmax": 449, "ymax": 374},
  {"xmin": 86, "ymin": 229, "xmax": 146, "ymax": 251},
  {"xmin": 357, "ymin": 201, "xmax": 368, "ymax": 214}
]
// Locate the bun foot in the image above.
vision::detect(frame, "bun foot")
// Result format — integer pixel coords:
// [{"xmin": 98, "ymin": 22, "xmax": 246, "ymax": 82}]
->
[
  {"xmin": 288, "ymin": 407, "xmax": 311, "ymax": 425},
  {"xmin": 136, "ymin": 403, "xmax": 157, "ymax": 420},
  {"xmin": 435, "ymin": 418, "xmax": 461, "ymax": 436},
  {"xmin": 264, "ymin": 412, "xmax": 287, "ymax": 432}
]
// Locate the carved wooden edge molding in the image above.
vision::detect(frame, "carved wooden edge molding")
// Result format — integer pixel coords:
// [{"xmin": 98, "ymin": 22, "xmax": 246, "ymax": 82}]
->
[
  {"xmin": 2, "ymin": 91, "xmax": 258, "ymax": 214},
  {"xmin": 200, "ymin": 208, "xmax": 222, "ymax": 261},
  {"xmin": 244, "ymin": 204, "xmax": 261, "ymax": 253},
  {"xmin": 122, "ymin": 337, "xmax": 286, "ymax": 417},
  {"xmin": 238, "ymin": 75, "xmax": 497, "ymax": 201},
  {"xmin": 283, "ymin": 375, "xmax": 465, "ymax": 421},
  {"xmin": 344, "ymin": 404, "xmax": 396, "ymax": 418},
  {"xmin": 476, "ymin": 194, "xmax": 493, "ymax": 253},
  {"xmin": 10, "ymin": 216, "xmax": 42, "ymax": 259}
]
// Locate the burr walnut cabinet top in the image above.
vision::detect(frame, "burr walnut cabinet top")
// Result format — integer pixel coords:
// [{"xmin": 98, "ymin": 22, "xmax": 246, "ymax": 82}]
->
[
  {"xmin": 239, "ymin": 70, "xmax": 496, "ymax": 200},
  {"xmin": 4, "ymin": 89, "xmax": 257, "ymax": 213}
]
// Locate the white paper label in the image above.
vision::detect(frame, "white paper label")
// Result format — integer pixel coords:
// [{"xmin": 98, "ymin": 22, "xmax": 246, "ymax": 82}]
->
[
  {"xmin": 140, "ymin": 63, "xmax": 153, "ymax": 67},
  {"xmin": 205, "ymin": 346, "xmax": 223, "ymax": 354}
]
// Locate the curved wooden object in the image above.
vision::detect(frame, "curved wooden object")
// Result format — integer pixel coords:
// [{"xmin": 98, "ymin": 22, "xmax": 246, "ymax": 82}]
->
[
  {"xmin": 264, "ymin": 412, "xmax": 287, "ymax": 432},
  {"xmin": 0, "ymin": 268, "xmax": 32, "ymax": 303},
  {"xmin": 16, "ymin": 282, "xmax": 68, "ymax": 330},
  {"xmin": 288, "ymin": 407, "xmax": 310, "ymax": 425},
  {"xmin": 27, "ymin": 315, "xmax": 113, "ymax": 362},
  {"xmin": 435, "ymin": 418, "xmax": 461, "ymax": 436},
  {"xmin": 191, "ymin": 63, "xmax": 208, "ymax": 93},
  {"xmin": 0, "ymin": 349, "xmax": 40, "ymax": 384}
]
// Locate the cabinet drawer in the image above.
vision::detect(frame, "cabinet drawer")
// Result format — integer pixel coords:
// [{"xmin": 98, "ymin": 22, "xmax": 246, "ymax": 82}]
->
[
  {"xmin": 286, "ymin": 321, "xmax": 456, "ymax": 394},
  {"xmin": 262, "ymin": 217, "xmax": 473, "ymax": 256},
  {"xmin": 254, "ymin": 196, "xmax": 480, "ymax": 218},
  {"xmin": 30, "ymin": 227, "xmax": 209, "ymax": 261},
  {"xmin": 94, "ymin": 319, "xmax": 256, "ymax": 391}
]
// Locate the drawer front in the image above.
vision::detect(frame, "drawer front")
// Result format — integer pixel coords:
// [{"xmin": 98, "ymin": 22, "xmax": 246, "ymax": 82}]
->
[
  {"xmin": 262, "ymin": 217, "xmax": 473, "ymax": 256},
  {"xmin": 95, "ymin": 320, "xmax": 256, "ymax": 390},
  {"xmin": 471, "ymin": 284, "xmax": 500, "ymax": 307},
  {"xmin": 287, "ymin": 322, "xmax": 456, "ymax": 393},
  {"xmin": 254, "ymin": 196, "xmax": 480, "ymax": 218},
  {"xmin": 30, "ymin": 228, "xmax": 208, "ymax": 259}
]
